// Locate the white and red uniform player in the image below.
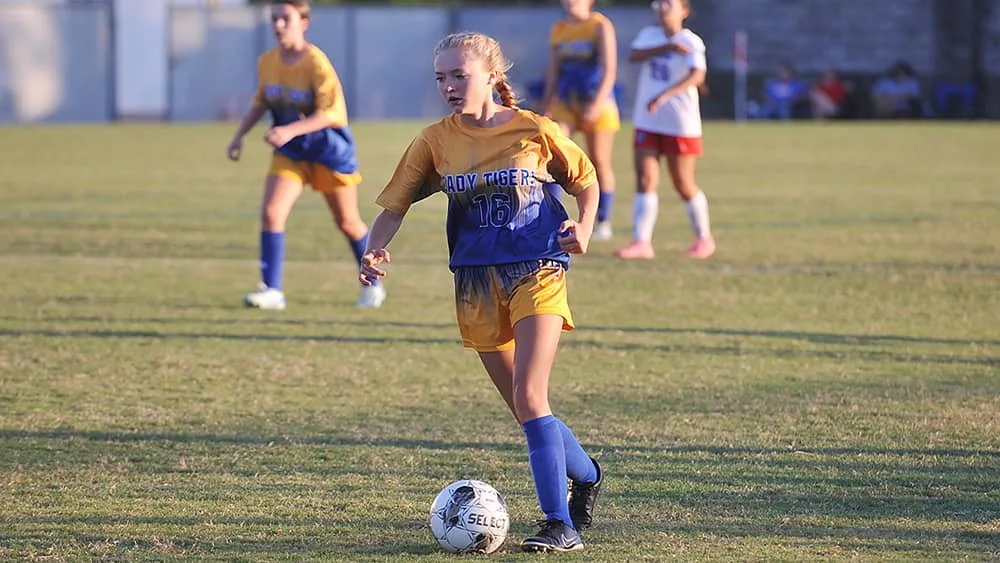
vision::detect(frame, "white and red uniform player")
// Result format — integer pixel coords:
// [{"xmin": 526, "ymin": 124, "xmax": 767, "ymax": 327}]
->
[{"xmin": 616, "ymin": 0, "xmax": 715, "ymax": 260}]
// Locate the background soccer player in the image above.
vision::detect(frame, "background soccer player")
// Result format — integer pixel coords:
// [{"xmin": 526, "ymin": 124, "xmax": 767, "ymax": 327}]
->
[
  {"xmin": 616, "ymin": 0, "xmax": 715, "ymax": 260},
  {"xmin": 542, "ymin": 0, "xmax": 620, "ymax": 241},
  {"xmin": 226, "ymin": 0, "xmax": 385, "ymax": 309}
]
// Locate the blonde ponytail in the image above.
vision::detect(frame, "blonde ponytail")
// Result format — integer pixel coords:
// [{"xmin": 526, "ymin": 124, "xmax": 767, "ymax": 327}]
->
[{"xmin": 494, "ymin": 76, "xmax": 518, "ymax": 108}]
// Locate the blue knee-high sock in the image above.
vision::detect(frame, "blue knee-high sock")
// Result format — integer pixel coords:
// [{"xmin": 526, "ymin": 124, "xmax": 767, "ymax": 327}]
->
[
  {"xmin": 348, "ymin": 231, "xmax": 378, "ymax": 286},
  {"xmin": 557, "ymin": 419, "xmax": 597, "ymax": 484},
  {"xmin": 523, "ymin": 415, "xmax": 573, "ymax": 525},
  {"xmin": 260, "ymin": 231, "xmax": 285, "ymax": 290},
  {"xmin": 597, "ymin": 191, "xmax": 614, "ymax": 223}
]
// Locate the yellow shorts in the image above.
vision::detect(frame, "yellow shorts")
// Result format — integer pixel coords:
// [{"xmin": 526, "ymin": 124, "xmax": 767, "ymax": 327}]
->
[
  {"xmin": 267, "ymin": 153, "xmax": 362, "ymax": 193},
  {"xmin": 549, "ymin": 97, "xmax": 621, "ymax": 134},
  {"xmin": 454, "ymin": 260, "xmax": 574, "ymax": 352}
]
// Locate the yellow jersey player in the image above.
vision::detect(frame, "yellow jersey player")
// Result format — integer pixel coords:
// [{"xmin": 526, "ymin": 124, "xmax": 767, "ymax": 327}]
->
[
  {"xmin": 359, "ymin": 32, "xmax": 604, "ymax": 553},
  {"xmin": 226, "ymin": 0, "xmax": 385, "ymax": 310},
  {"xmin": 542, "ymin": 0, "xmax": 619, "ymax": 241}
]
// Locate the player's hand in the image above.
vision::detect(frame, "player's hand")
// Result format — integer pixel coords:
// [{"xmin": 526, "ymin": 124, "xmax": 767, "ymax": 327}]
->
[
  {"xmin": 557, "ymin": 220, "xmax": 592, "ymax": 255},
  {"xmin": 226, "ymin": 138, "xmax": 242, "ymax": 161},
  {"xmin": 665, "ymin": 42, "xmax": 690, "ymax": 54},
  {"xmin": 360, "ymin": 249, "xmax": 391, "ymax": 286},
  {"xmin": 582, "ymin": 102, "xmax": 602, "ymax": 125},
  {"xmin": 647, "ymin": 92, "xmax": 670, "ymax": 113},
  {"xmin": 264, "ymin": 126, "xmax": 295, "ymax": 149}
]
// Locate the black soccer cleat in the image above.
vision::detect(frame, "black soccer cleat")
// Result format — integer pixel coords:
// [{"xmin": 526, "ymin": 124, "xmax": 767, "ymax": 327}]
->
[
  {"xmin": 520, "ymin": 519, "xmax": 584, "ymax": 553},
  {"xmin": 568, "ymin": 456, "xmax": 603, "ymax": 530}
]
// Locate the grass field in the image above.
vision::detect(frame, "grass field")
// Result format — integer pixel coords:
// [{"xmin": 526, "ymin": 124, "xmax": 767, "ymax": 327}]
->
[{"xmin": 1, "ymin": 120, "xmax": 998, "ymax": 561}]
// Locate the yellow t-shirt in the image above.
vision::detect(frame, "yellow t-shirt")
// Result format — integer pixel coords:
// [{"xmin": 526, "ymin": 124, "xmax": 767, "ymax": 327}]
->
[
  {"xmin": 251, "ymin": 44, "xmax": 357, "ymax": 172},
  {"xmin": 376, "ymin": 109, "xmax": 598, "ymax": 269}
]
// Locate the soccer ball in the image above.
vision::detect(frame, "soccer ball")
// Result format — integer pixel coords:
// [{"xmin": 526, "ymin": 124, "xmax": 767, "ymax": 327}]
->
[{"xmin": 429, "ymin": 479, "xmax": 510, "ymax": 554}]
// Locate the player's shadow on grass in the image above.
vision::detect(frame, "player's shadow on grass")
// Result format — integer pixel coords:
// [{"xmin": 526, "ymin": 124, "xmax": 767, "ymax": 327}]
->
[
  {"xmin": 8, "ymin": 519, "xmax": 438, "ymax": 557},
  {"xmin": 4, "ymin": 430, "xmax": 998, "ymax": 550},
  {"xmin": 599, "ymin": 446, "xmax": 1000, "ymax": 553},
  {"xmin": 610, "ymin": 464, "xmax": 999, "ymax": 524},
  {"xmin": 0, "ymin": 327, "xmax": 462, "ymax": 347},
  {"xmin": 2, "ymin": 327, "xmax": 995, "ymax": 367},
  {"xmin": 576, "ymin": 325, "xmax": 1000, "ymax": 347},
  {"xmin": 5, "ymin": 316, "xmax": 996, "ymax": 348},
  {"xmin": 3, "ymin": 427, "xmax": 997, "ymax": 462},
  {"xmin": 0, "ymin": 427, "xmax": 526, "ymax": 455},
  {"xmin": 590, "ymin": 519, "xmax": 997, "ymax": 554}
]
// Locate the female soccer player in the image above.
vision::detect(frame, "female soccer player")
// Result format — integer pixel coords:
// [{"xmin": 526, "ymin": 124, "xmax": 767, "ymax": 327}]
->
[
  {"xmin": 360, "ymin": 32, "xmax": 603, "ymax": 553},
  {"xmin": 226, "ymin": 0, "xmax": 385, "ymax": 309},
  {"xmin": 615, "ymin": 0, "xmax": 715, "ymax": 260},
  {"xmin": 542, "ymin": 0, "xmax": 619, "ymax": 241}
]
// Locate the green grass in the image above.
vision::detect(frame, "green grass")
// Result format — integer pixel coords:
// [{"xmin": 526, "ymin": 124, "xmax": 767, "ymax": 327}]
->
[{"xmin": 1, "ymin": 120, "xmax": 998, "ymax": 561}]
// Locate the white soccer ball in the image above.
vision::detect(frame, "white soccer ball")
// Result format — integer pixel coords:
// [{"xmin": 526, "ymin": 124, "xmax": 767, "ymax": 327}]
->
[{"xmin": 428, "ymin": 479, "xmax": 510, "ymax": 554}]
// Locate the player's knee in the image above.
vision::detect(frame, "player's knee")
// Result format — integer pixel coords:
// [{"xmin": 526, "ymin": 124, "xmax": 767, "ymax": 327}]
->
[
  {"xmin": 638, "ymin": 175, "xmax": 657, "ymax": 192},
  {"xmin": 675, "ymin": 180, "xmax": 699, "ymax": 200},
  {"xmin": 512, "ymin": 386, "xmax": 549, "ymax": 420},
  {"xmin": 594, "ymin": 157, "xmax": 614, "ymax": 177},
  {"xmin": 334, "ymin": 214, "xmax": 366, "ymax": 238},
  {"xmin": 261, "ymin": 203, "xmax": 289, "ymax": 231}
]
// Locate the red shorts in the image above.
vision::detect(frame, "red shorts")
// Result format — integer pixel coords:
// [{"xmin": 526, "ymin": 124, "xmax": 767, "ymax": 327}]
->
[{"xmin": 633, "ymin": 129, "xmax": 703, "ymax": 156}]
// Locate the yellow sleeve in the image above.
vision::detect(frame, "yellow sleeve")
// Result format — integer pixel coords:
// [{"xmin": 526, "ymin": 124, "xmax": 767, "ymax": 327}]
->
[
  {"xmin": 251, "ymin": 55, "xmax": 266, "ymax": 110},
  {"xmin": 375, "ymin": 132, "xmax": 441, "ymax": 215},
  {"xmin": 541, "ymin": 119, "xmax": 598, "ymax": 195},
  {"xmin": 312, "ymin": 52, "xmax": 348, "ymax": 127}
]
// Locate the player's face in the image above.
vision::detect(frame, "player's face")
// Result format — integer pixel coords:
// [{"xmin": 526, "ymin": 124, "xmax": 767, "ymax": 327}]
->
[
  {"xmin": 271, "ymin": 4, "xmax": 308, "ymax": 49},
  {"xmin": 434, "ymin": 48, "xmax": 494, "ymax": 114},
  {"xmin": 561, "ymin": 0, "xmax": 593, "ymax": 19},
  {"xmin": 652, "ymin": 0, "xmax": 687, "ymax": 26}
]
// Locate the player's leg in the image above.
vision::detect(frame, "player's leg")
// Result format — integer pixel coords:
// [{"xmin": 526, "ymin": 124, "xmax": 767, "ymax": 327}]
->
[
  {"xmin": 583, "ymin": 102, "xmax": 620, "ymax": 241},
  {"xmin": 478, "ymin": 350, "xmax": 517, "ymax": 419},
  {"xmin": 509, "ymin": 278, "xmax": 603, "ymax": 533},
  {"xmin": 315, "ymin": 167, "xmax": 385, "ymax": 308},
  {"xmin": 509, "ymin": 264, "xmax": 591, "ymax": 551},
  {"xmin": 479, "ymin": 346, "xmax": 599, "ymax": 501},
  {"xmin": 584, "ymin": 129, "xmax": 617, "ymax": 241},
  {"xmin": 666, "ymin": 145, "xmax": 715, "ymax": 259},
  {"xmin": 245, "ymin": 162, "xmax": 305, "ymax": 310},
  {"xmin": 615, "ymin": 132, "xmax": 661, "ymax": 260},
  {"xmin": 461, "ymin": 263, "xmax": 591, "ymax": 551},
  {"xmin": 510, "ymin": 314, "xmax": 585, "ymax": 552}
]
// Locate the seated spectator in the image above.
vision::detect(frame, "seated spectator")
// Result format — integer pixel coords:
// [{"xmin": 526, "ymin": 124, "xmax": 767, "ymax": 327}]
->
[
  {"xmin": 757, "ymin": 63, "xmax": 809, "ymax": 120},
  {"xmin": 810, "ymin": 68, "xmax": 847, "ymax": 119},
  {"xmin": 872, "ymin": 61, "xmax": 924, "ymax": 119}
]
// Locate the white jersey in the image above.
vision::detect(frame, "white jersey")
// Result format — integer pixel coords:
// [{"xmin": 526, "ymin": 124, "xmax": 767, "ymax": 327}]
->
[{"xmin": 631, "ymin": 27, "xmax": 706, "ymax": 137}]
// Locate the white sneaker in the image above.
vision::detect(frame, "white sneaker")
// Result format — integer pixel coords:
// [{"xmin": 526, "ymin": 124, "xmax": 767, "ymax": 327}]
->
[
  {"xmin": 592, "ymin": 221, "xmax": 613, "ymax": 241},
  {"xmin": 356, "ymin": 284, "xmax": 386, "ymax": 309},
  {"xmin": 243, "ymin": 283, "xmax": 286, "ymax": 310}
]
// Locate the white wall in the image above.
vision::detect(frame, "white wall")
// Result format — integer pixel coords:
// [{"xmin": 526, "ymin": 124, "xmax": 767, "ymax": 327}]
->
[
  {"xmin": 114, "ymin": 0, "xmax": 245, "ymax": 118},
  {"xmin": 0, "ymin": 2, "xmax": 112, "ymax": 123}
]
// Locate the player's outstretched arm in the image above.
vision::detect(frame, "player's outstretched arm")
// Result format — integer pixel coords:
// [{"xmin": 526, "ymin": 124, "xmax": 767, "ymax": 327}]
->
[
  {"xmin": 227, "ymin": 105, "xmax": 267, "ymax": 161},
  {"xmin": 359, "ymin": 209, "xmax": 406, "ymax": 286}
]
